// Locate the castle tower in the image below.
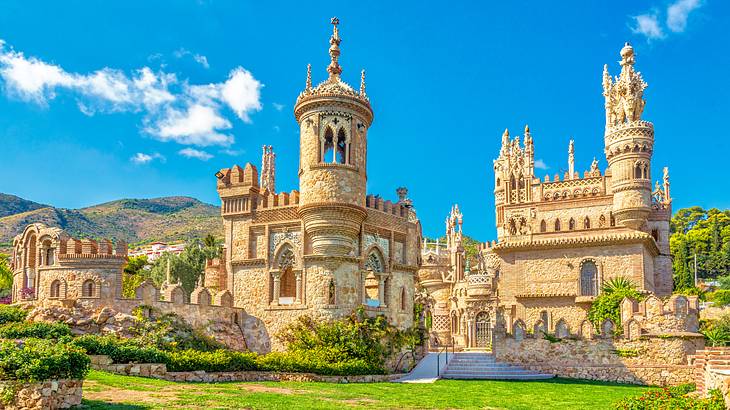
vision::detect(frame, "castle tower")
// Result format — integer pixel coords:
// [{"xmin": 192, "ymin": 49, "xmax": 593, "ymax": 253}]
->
[
  {"xmin": 493, "ymin": 126, "xmax": 534, "ymax": 238},
  {"xmin": 294, "ymin": 17, "xmax": 373, "ymax": 255},
  {"xmin": 260, "ymin": 145, "xmax": 276, "ymax": 193},
  {"xmin": 603, "ymin": 43, "xmax": 653, "ymax": 230}
]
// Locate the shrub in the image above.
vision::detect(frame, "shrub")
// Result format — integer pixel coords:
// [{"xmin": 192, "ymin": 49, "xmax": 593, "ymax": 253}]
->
[
  {"xmin": 0, "ymin": 339, "xmax": 90, "ymax": 382},
  {"xmin": 613, "ymin": 386, "xmax": 725, "ymax": 409},
  {"xmin": 708, "ymin": 289, "xmax": 730, "ymax": 307},
  {"xmin": 0, "ymin": 305, "xmax": 26, "ymax": 325},
  {"xmin": 0, "ymin": 322, "xmax": 70, "ymax": 339},
  {"xmin": 256, "ymin": 351, "xmax": 381, "ymax": 376},
  {"xmin": 165, "ymin": 349, "xmax": 257, "ymax": 372},
  {"xmin": 588, "ymin": 277, "xmax": 643, "ymax": 331},
  {"xmin": 70, "ymin": 334, "xmax": 166, "ymax": 364}
]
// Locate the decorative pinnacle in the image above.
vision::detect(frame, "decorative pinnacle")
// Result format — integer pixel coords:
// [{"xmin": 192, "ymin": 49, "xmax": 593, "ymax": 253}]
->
[
  {"xmin": 305, "ymin": 64, "xmax": 312, "ymax": 90},
  {"xmin": 620, "ymin": 42, "xmax": 635, "ymax": 67},
  {"xmin": 327, "ymin": 17, "xmax": 343, "ymax": 78},
  {"xmin": 360, "ymin": 69, "xmax": 366, "ymax": 95},
  {"xmin": 524, "ymin": 124, "xmax": 530, "ymax": 134},
  {"xmin": 503, "ymin": 128, "xmax": 509, "ymax": 138}
]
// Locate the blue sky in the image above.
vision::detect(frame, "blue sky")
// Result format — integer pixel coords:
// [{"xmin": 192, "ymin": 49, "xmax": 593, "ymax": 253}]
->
[{"xmin": 0, "ymin": 1, "xmax": 727, "ymax": 241}]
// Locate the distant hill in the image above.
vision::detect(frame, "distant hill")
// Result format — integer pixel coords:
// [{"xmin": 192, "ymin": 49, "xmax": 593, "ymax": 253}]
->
[{"xmin": 0, "ymin": 194, "xmax": 221, "ymax": 249}]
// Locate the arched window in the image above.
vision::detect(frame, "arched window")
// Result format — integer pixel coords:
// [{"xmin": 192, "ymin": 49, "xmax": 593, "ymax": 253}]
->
[
  {"xmin": 651, "ymin": 229, "xmax": 659, "ymax": 242},
  {"xmin": 365, "ymin": 250, "xmax": 384, "ymax": 272},
  {"xmin": 328, "ymin": 279, "xmax": 336, "ymax": 304},
  {"xmin": 277, "ymin": 247, "xmax": 296, "ymax": 303},
  {"xmin": 569, "ymin": 218, "xmax": 576, "ymax": 230},
  {"xmin": 540, "ymin": 220, "xmax": 547, "ymax": 233},
  {"xmin": 554, "ymin": 219, "xmax": 561, "ymax": 232},
  {"xmin": 580, "ymin": 261, "xmax": 598, "ymax": 296},
  {"xmin": 451, "ymin": 311, "xmax": 458, "ymax": 334},
  {"xmin": 584, "ymin": 217, "xmax": 591, "ymax": 229},
  {"xmin": 496, "ymin": 177, "xmax": 501, "ymax": 187},
  {"xmin": 540, "ymin": 310, "xmax": 550, "ymax": 330},
  {"xmin": 50, "ymin": 280, "xmax": 61, "ymax": 298},
  {"xmin": 509, "ymin": 218, "xmax": 517, "ymax": 235},
  {"xmin": 335, "ymin": 128, "xmax": 347, "ymax": 164},
  {"xmin": 45, "ymin": 247, "xmax": 55, "ymax": 266},
  {"xmin": 518, "ymin": 175, "xmax": 525, "ymax": 189},
  {"xmin": 82, "ymin": 279, "xmax": 95, "ymax": 297},
  {"xmin": 599, "ymin": 214, "xmax": 606, "ymax": 227},
  {"xmin": 510, "ymin": 175, "xmax": 516, "ymax": 190},
  {"xmin": 610, "ymin": 212, "xmax": 616, "ymax": 227},
  {"xmin": 321, "ymin": 127, "xmax": 334, "ymax": 163}
]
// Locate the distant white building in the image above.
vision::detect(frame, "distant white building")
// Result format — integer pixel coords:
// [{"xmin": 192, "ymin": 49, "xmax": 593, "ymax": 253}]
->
[{"xmin": 129, "ymin": 242, "xmax": 185, "ymax": 261}]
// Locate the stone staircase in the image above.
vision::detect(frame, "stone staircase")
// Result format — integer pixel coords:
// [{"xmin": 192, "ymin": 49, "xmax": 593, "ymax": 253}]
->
[{"xmin": 441, "ymin": 352, "xmax": 554, "ymax": 380}]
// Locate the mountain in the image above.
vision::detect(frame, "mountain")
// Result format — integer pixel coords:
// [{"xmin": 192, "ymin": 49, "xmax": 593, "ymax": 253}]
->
[{"xmin": 0, "ymin": 195, "xmax": 222, "ymax": 249}]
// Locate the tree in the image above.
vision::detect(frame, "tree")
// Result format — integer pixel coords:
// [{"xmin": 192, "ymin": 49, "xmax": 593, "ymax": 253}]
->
[
  {"xmin": 148, "ymin": 239, "xmax": 208, "ymax": 297},
  {"xmin": 0, "ymin": 253, "xmax": 12, "ymax": 298},
  {"xmin": 673, "ymin": 238, "xmax": 694, "ymax": 291},
  {"xmin": 121, "ymin": 255, "xmax": 150, "ymax": 298}
]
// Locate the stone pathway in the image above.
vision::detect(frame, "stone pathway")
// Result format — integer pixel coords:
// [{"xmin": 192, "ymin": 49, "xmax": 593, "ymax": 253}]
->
[{"xmin": 393, "ymin": 352, "xmax": 449, "ymax": 383}]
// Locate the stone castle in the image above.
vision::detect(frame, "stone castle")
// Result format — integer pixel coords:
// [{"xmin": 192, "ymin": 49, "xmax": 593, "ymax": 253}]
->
[
  {"xmin": 10, "ymin": 22, "xmax": 677, "ymax": 355},
  {"xmin": 419, "ymin": 42, "xmax": 674, "ymax": 349}
]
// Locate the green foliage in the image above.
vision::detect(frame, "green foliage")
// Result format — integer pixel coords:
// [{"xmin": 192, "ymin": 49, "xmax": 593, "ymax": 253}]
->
[
  {"xmin": 542, "ymin": 331, "xmax": 561, "ymax": 343},
  {"xmin": 613, "ymin": 348, "xmax": 640, "ymax": 358},
  {"xmin": 122, "ymin": 255, "xmax": 150, "ymax": 298},
  {"xmin": 164, "ymin": 349, "xmax": 257, "ymax": 372},
  {"xmin": 0, "ymin": 322, "xmax": 70, "ymax": 339},
  {"xmin": 614, "ymin": 385, "xmax": 725, "ymax": 410},
  {"xmin": 0, "ymin": 254, "xmax": 11, "ymax": 298},
  {"xmin": 277, "ymin": 308, "xmax": 420, "ymax": 372},
  {"xmin": 0, "ymin": 338, "xmax": 90, "ymax": 382},
  {"xmin": 671, "ymin": 207, "xmax": 730, "ymax": 285},
  {"xmin": 129, "ymin": 306, "xmax": 223, "ymax": 352},
  {"xmin": 700, "ymin": 314, "xmax": 730, "ymax": 347},
  {"xmin": 588, "ymin": 277, "xmax": 642, "ymax": 331},
  {"xmin": 148, "ymin": 238, "xmax": 212, "ymax": 296},
  {"xmin": 0, "ymin": 306, "xmax": 27, "ymax": 325},
  {"xmin": 707, "ymin": 289, "xmax": 730, "ymax": 306}
]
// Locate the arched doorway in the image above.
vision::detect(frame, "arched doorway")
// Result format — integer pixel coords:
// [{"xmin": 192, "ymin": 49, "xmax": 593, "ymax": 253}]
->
[{"xmin": 475, "ymin": 312, "xmax": 491, "ymax": 348}]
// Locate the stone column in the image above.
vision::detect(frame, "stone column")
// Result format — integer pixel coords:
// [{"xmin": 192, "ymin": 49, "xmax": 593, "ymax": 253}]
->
[
  {"xmin": 295, "ymin": 271, "xmax": 302, "ymax": 303},
  {"xmin": 361, "ymin": 271, "xmax": 368, "ymax": 304},
  {"xmin": 272, "ymin": 272, "xmax": 281, "ymax": 305},
  {"xmin": 467, "ymin": 319, "xmax": 474, "ymax": 348},
  {"xmin": 378, "ymin": 275, "xmax": 385, "ymax": 307}
]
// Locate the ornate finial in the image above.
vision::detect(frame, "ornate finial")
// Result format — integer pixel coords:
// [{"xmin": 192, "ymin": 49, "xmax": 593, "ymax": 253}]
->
[
  {"xmin": 327, "ymin": 17, "xmax": 343, "ymax": 78},
  {"xmin": 620, "ymin": 42, "xmax": 635, "ymax": 67},
  {"xmin": 360, "ymin": 69, "xmax": 366, "ymax": 96},
  {"xmin": 524, "ymin": 124, "xmax": 530, "ymax": 134},
  {"xmin": 503, "ymin": 128, "xmax": 509, "ymax": 138},
  {"xmin": 305, "ymin": 64, "xmax": 312, "ymax": 90}
]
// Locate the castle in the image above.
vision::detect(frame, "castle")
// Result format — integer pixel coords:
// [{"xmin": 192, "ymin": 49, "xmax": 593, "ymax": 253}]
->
[
  {"xmin": 10, "ymin": 18, "xmax": 421, "ymax": 352},
  {"xmin": 10, "ymin": 23, "xmax": 675, "ymax": 355},
  {"xmin": 419, "ymin": 42, "xmax": 674, "ymax": 349}
]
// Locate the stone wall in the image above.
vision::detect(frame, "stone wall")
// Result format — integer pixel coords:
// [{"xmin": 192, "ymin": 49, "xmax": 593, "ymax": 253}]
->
[
  {"xmin": 494, "ymin": 336, "xmax": 701, "ymax": 386},
  {"xmin": 0, "ymin": 379, "xmax": 82, "ymax": 410},
  {"xmin": 90, "ymin": 355, "xmax": 403, "ymax": 384},
  {"xmin": 689, "ymin": 347, "xmax": 730, "ymax": 407}
]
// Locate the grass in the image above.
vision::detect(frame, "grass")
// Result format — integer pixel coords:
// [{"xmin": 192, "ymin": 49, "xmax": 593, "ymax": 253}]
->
[{"xmin": 81, "ymin": 370, "xmax": 654, "ymax": 409}]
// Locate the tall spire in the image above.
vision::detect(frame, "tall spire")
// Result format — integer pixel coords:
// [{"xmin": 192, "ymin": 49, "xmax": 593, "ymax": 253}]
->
[
  {"xmin": 360, "ymin": 69, "xmax": 366, "ymax": 96},
  {"xmin": 305, "ymin": 64, "xmax": 312, "ymax": 90},
  {"xmin": 327, "ymin": 17, "xmax": 342, "ymax": 78},
  {"xmin": 260, "ymin": 145, "xmax": 276, "ymax": 193},
  {"xmin": 568, "ymin": 139, "xmax": 575, "ymax": 179}
]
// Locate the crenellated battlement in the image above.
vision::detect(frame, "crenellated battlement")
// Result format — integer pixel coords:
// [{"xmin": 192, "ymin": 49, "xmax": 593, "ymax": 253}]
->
[
  {"xmin": 257, "ymin": 189, "xmax": 301, "ymax": 209},
  {"xmin": 365, "ymin": 194, "xmax": 409, "ymax": 219},
  {"xmin": 621, "ymin": 295, "xmax": 700, "ymax": 339},
  {"xmin": 58, "ymin": 237, "xmax": 127, "ymax": 259}
]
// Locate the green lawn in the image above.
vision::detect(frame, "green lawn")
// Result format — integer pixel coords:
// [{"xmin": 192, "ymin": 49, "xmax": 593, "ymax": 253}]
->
[{"xmin": 81, "ymin": 370, "xmax": 653, "ymax": 409}]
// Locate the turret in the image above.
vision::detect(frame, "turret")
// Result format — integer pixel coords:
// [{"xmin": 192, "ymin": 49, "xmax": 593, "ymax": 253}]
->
[
  {"xmin": 294, "ymin": 17, "xmax": 373, "ymax": 255},
  {"xmin": 493, "ymin": 125, "xmax": 534, "ymax": 238},
  {"xmin": 603, "ymin": 43, "xmax": 653, "ymax": 230}
]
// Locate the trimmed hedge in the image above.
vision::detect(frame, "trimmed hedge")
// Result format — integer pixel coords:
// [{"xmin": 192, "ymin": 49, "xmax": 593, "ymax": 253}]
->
[
  {"xmin": 0, "ymin": 306, "xmax": 26, "ymax": 325},
  {"xmin": 72, "ymin": 334, "xmax": 382, "ymax": 375},
  {"xmin": 0, "ymin": 339, "xmax": 90, "ymax": 382},
  {"xmin": 0, "ymin": 322, "xmax": 71, "ymax": 339}
]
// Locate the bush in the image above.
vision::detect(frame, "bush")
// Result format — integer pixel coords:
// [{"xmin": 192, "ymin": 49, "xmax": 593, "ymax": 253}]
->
[
  {"xmin": 70, "ymin": 334, "xmax": 166, "ymax": 364},
  {"xmin": 0, "ymin": 322, "xmax": 70, "ymax": 339},
  {"xmin": 130, "ymin": 306, "xmax": 223, "ymax": 352},
  {"xmin": 165, "ymin": 349, "xmax": 257, "ymax": 372},
  {"xmin": 614, "ymin": 385, "xmax": 725, "ymax": 409},
  {"xmin": 256, "ymin": 351, "xmax": 381, "ymax": 376},
  {"xmin": 0, "ymin": 338, "xmax": 90, "ymax": 382},
  {"xmin": 588, "ymin": 277, "xmax": 643, "ymax": 332},
  {"xmin": 0, "ymin": 306, "xmax": 26, "ymax": 325},
  {"xmin": 708, "ymin": 289, "xmax": 730, "ymax": 307},
  {"xmin": 700, "ymin": 314, "xmax": 730, "ymax": 347}
]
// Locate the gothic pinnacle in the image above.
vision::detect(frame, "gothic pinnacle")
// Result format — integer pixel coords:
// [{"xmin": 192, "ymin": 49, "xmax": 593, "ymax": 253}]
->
[
  {"xmin": 360, "ymin": 69, "xmax": 366, "ymax": 96},
  {"xmin": 327, "ymin": 17, "xmax": 342, "ymax": 78},
  {"xmin": 305, "ymin": 63, "xmax": 312, "ymax": 90}
]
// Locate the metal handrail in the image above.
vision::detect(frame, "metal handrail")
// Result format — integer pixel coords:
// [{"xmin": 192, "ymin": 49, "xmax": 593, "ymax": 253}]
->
[{"xmin": 435, "ymin": 339, "xmax": 455, "ymax": 377}]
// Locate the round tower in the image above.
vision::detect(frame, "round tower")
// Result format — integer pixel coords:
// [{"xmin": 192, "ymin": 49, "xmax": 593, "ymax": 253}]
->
[
  {"xmin": 294, "ymin": 17, "xmax": 373, "ymax": 255},
  {"xmin": 603, "ymin": 43, "xmax": 653, "ymax": 230}
]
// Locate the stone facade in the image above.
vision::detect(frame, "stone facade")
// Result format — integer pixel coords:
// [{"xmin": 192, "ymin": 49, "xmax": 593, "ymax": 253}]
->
[
  {"xmin": 419, "ymin": 43, "xmax": 675, "ymax": 351},
  {"xmin": 690, "ymin": 347, "xmax": 730, "ymax": 407},
  {"xmin": 210, "ymin": 18, "xmax": 420, "ymax": 351},
  {"xmin": 0, "ymin": 379, "xmax": 83, "ymax": 410}
]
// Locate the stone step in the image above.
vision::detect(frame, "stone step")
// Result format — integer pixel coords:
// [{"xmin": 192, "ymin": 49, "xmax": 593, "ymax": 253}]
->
[
  {"xmin": 442, "ymin": 373, "xmax": 554, "ymax": 380},
  {"xmin": 441, "ymin": 353, "xmax": 554, "ymax": 381}
]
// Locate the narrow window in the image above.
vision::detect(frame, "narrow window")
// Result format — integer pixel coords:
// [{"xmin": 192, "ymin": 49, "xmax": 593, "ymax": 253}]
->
[
  {"xmin": 401, "ymin": 288, "xmax": 407, "ymax": 311},
  {"xmin": 584, "ymin": 217, "xmax": 591, "ymax": 229},
  {"xmin": 510, "ymin": 175, "xmax": 516, "ymax": 190},
  {"xmin": 540, "ymin": 220, "xmax": 547, "ymax": 233},
  {"xmin": 335, "ymin": 128, "xmax": 347, "ymax": 164},
  {"xmin": 580, "ymin": 261, "xmax": 598, "ymax": 296},
  {"xmin": 82, "ymin": 280, "xmax": 95, "ymax": 297},
  {"xmin": 554, "ymin": 219, "xmax": 561, "ymax": 232},
  {"xmin": 328, "ymin": 279, "xmax": 336, "ymax": 304},
  {"xmin": 322, "ymin": 127, "xmax": 334, "ymax": 163},
  {"xmin": 569, "ymin": 218, "xmax": 576, "ymax": 230},
  {"xmin": 50, "ymin": 280, "xmax": 61, "ymax": 298},
  {"xmin": 599, "ymin": 214, "xmax": 606, "ymax": 227},
  {"xmin": 634, "ymin": 163, "xmax": 643, "ymax": 179}
]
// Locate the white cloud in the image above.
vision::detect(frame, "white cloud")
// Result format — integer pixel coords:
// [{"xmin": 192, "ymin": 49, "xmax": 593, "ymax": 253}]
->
[
  {"xmin": 174, "ymin": 48, "xmax": 210, "ymax": 69},
  {"xmin": 534, "ymin": 159, "xmax": 549, "ymax": 170},
  {"xmin": 179, "ymin": 147, "xmax": 213, "ymax": 160},
  {"xmin": 667, "ymin": 0, "xmax": 701, "ymax": 32},
  {"xmin": 0, "ymin": 40, "xmax": 263, "ymax": 147},
  {"xmin": 272, "ymin": 102, "xmax": 284, "ymax": 111},
  {"xmin": 151, "ymin": 104, "xmax": 232, "ymax": 146},
  {"xmin": 631, "ymin": 13, "xmax": 665, "ymax": 40},
  {"xmin": 130, "ymin": 152, "xmax": 165, "ymax": 164},
  {"xmin": 273, "ymin": 125, "xmax": 280, "ymax": 133}
]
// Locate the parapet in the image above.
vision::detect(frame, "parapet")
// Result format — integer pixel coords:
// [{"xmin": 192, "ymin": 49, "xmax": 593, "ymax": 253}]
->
[
  {"xmin": 59, "ymin": 237, "xmax": 127, "ymax": 260},
  {"xmin": 621, "ymin": 294, "xmax": 700, "ymax": 339},
  {"xmin": 257, "ymin": 189, "xmax": 301, "ymax": 209},
  {"xmin": 216, "ymin": 163, "xmax": 260, "ymax": 189},
  {"xmin": 365, "ymin": 195, "xmax": 409, "ymax": 219}
]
